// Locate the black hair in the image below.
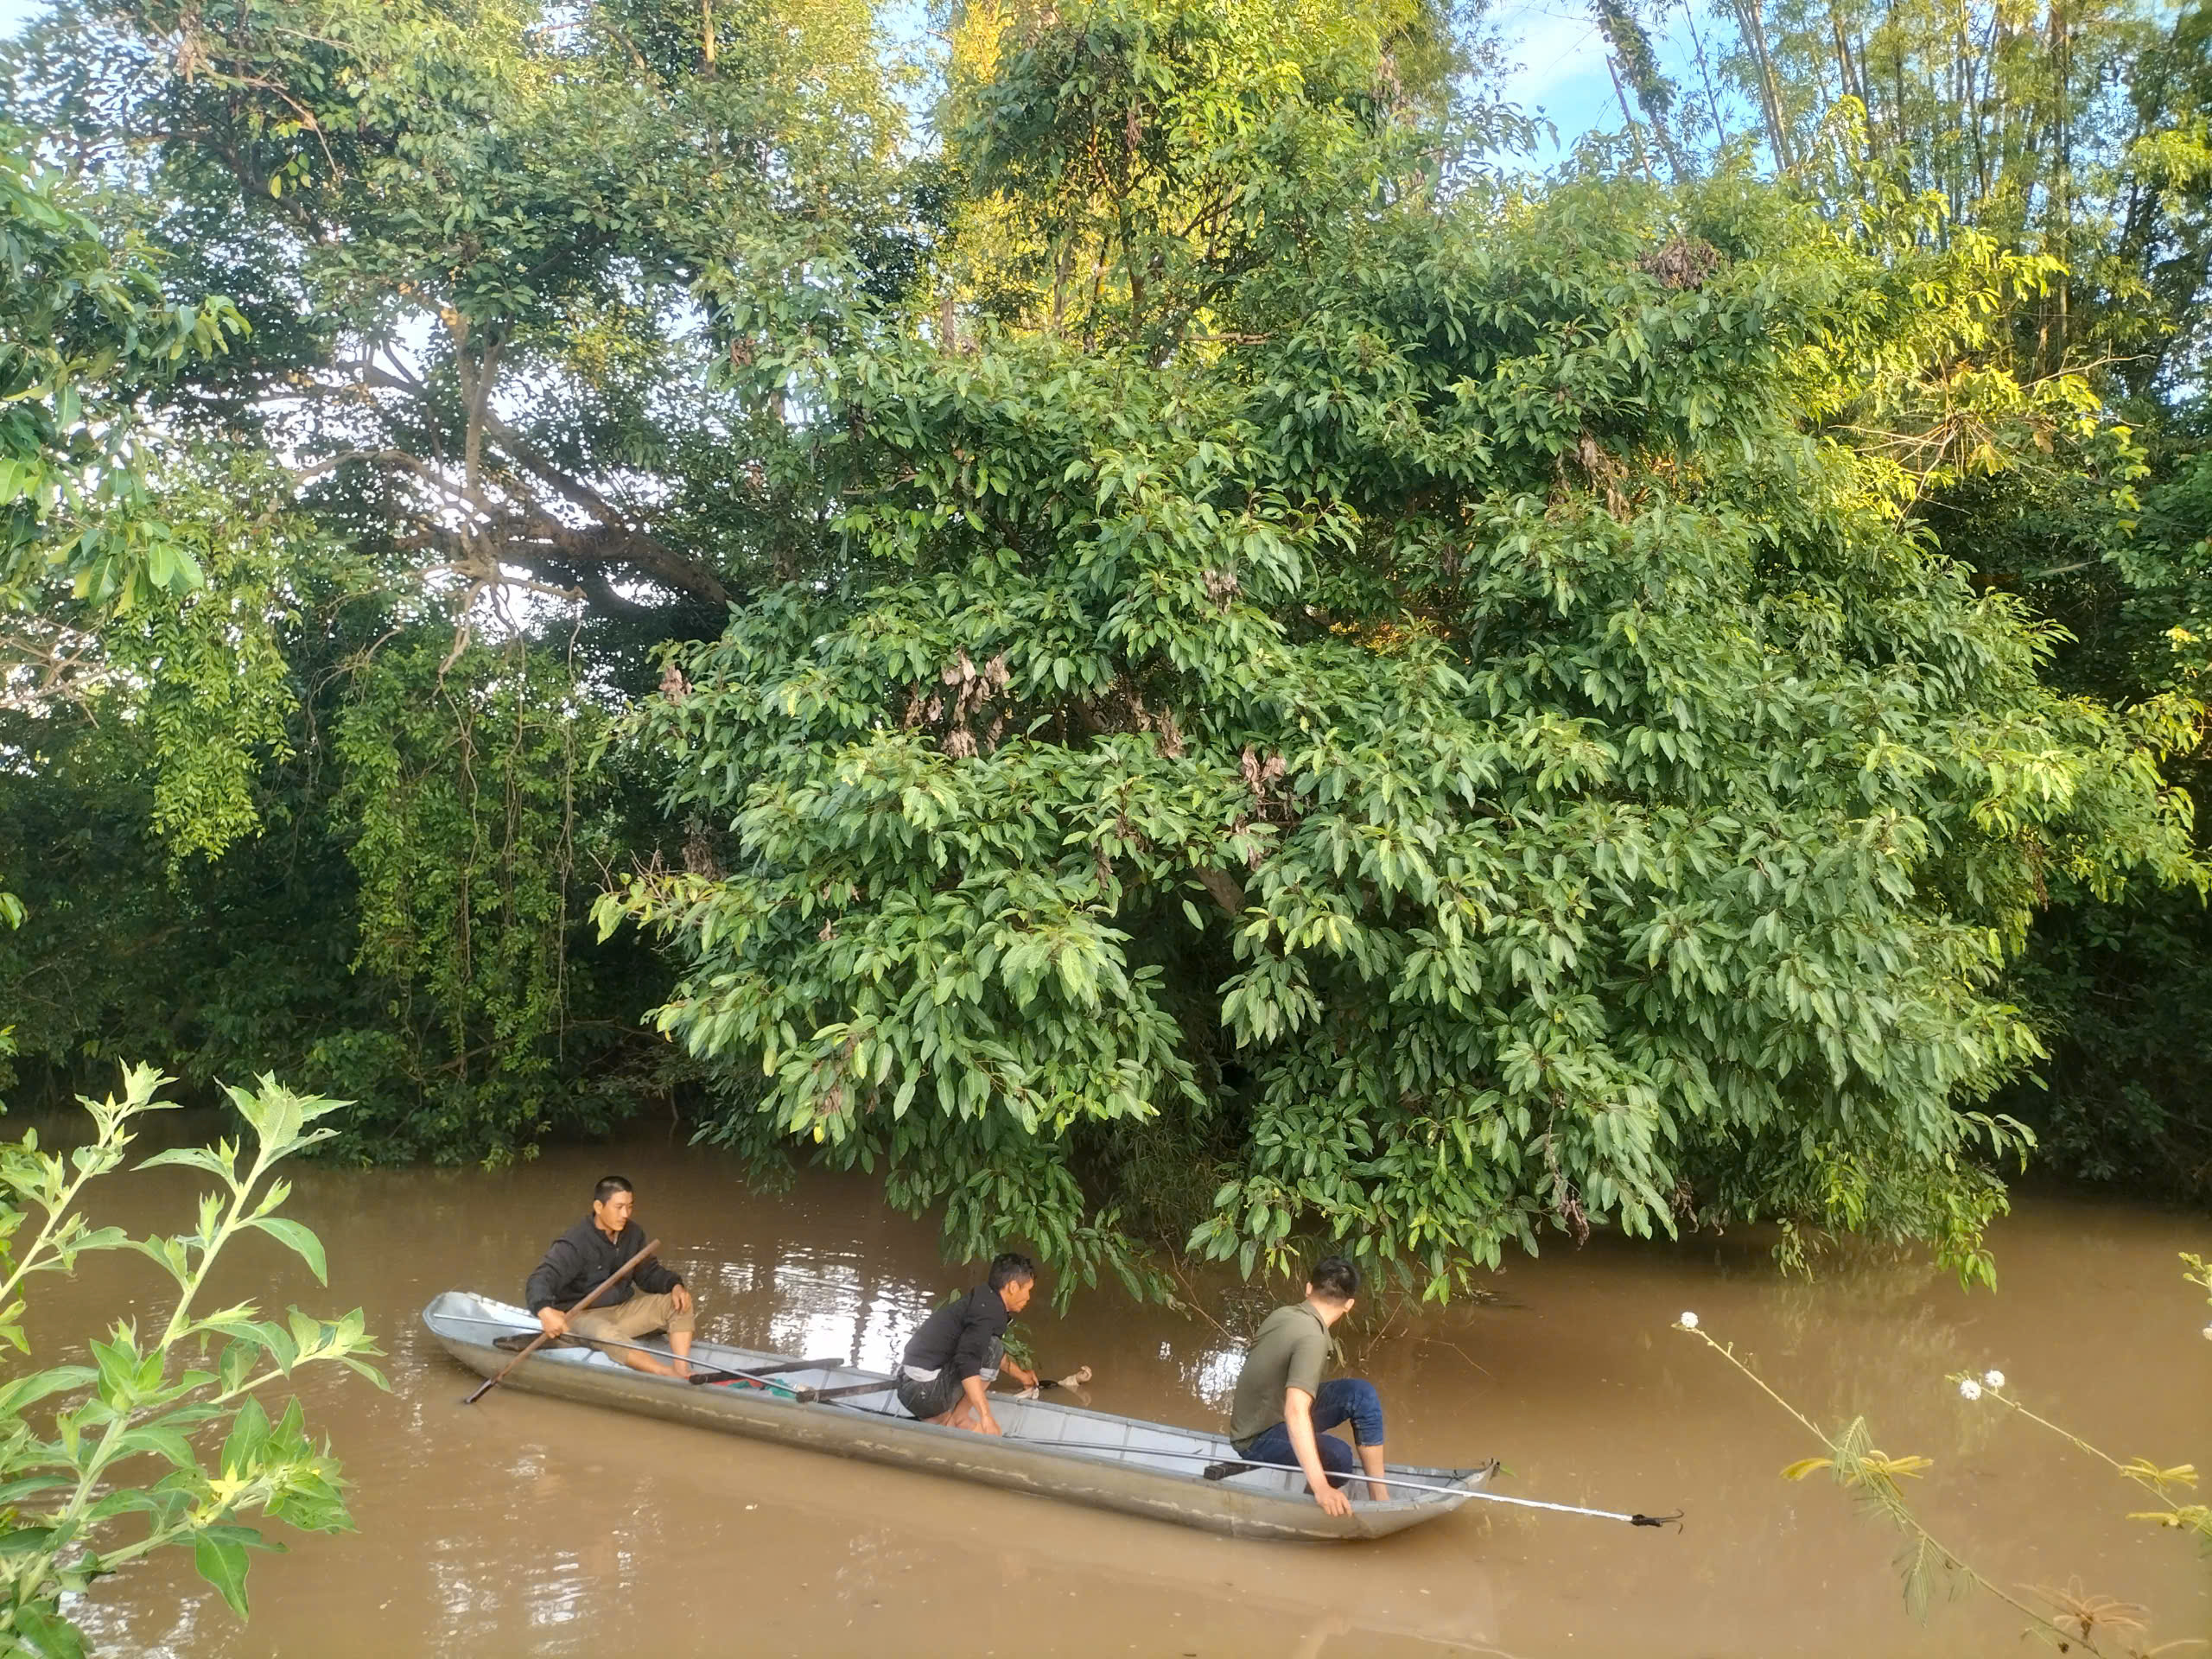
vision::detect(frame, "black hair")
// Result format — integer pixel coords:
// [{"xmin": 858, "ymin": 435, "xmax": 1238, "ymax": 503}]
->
[
  {"xmin": 593, "ymin": 1175, "xmax": 635, "ymax": 1205},
  {"xmin": 988, "ymin": 1251, "xmax": 1037, "ymax": 1291},
  {"xmin": 1308, "ymin": 1255, "xmax": 1359, "ymax": 1302}
]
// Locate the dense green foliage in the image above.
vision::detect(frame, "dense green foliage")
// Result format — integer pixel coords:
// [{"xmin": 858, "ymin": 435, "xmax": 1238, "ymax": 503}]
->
[
  {"xmin": 0, "ymin": 137, "xmax": 242, "ymax": 639},
  {"xmin": 0, "ymin": 0, "xmax": 910, "ymax": 1155},
  {"xmin": 599, "ymin": 0, "xmax": 2199, "ymax": 1292},
  {"xmin": 0, "ymin": 596, "xmax": 680, "ymax": 1163},
  {"xmin": 1, "ymin": 0, "xmax": 2209, "ymax": 1281},
  {"xmin": 1587, "ymin": 0, "xmax": 2212, "ymax": 1203}
]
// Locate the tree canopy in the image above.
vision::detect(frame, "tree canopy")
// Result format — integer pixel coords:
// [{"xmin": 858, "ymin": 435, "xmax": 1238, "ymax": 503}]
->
[{"xmin": 3, "ymin": 0, "xmax": 2209, "ymax": 1281}]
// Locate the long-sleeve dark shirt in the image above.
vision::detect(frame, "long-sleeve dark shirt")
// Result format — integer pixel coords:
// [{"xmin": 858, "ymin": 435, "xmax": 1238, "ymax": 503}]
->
[
  {"xmin": 899, "ymin": 1284, "xmax": 1011, "ymax": 1382},
  {"xmin": 524, "ymin": 1216, "xmax": 683, "ymax": 1314}
]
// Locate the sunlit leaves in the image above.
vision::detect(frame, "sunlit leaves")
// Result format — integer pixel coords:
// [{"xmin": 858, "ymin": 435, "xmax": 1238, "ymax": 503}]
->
[{"xmin": 0, "ymin": 143, "xmax": 244, "ymax": 642}]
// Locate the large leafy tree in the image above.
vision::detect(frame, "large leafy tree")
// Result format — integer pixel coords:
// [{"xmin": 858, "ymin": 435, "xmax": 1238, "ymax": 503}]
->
[
  {"xmin": 5, "ymin": 0, "xmax": 2206, "ymax": 1243},
  {"xmin": 599, "ymin": 0, "xmax": 2199, "ymax": 1296},
  {"xmin": 0, "ymin": 0, "xmax": 908, "ymax": 1144},
  {"xmin": 6, "ymin": 0, "xmax": 907, "ymax": 633}
]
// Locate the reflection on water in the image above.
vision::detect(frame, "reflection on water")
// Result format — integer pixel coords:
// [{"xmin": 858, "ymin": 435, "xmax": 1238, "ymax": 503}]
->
[
  {"xmin": 746, "ymin": 1254, "xmax": 936, "ymax": 1375},
  {"xmin": 29, "ymin": 1137, "xmax": 2212, "ymax": 1658},
  {"xmin": 1184, "ymin": 1341, "xmax": 1246, "ymax": 1408}
]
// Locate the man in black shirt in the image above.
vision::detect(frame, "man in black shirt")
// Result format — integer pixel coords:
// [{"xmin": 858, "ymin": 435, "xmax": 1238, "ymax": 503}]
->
[
  {"xmin": 524, "ymin": 1175, "xmax": 696, "ymax": 1378},
  {"xmin": 895, "ymin": 1253, "xmax": 1044, "ymax": 1434}
]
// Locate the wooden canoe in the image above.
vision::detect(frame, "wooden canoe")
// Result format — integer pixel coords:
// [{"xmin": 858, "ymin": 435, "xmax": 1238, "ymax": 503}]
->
[{"xmin": 424, "ymin": 1291, "xmax": 1493, "ymax": 1542}]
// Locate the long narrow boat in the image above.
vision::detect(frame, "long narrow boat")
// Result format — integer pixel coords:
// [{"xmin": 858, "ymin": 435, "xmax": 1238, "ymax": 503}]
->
[{"xmin": 424, "ymin": 1291, "xmax": 1493, "ymax": 1542}]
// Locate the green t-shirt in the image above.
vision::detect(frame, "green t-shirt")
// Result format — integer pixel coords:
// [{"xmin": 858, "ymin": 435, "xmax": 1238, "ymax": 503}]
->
[{"xmin": 1227, "ymin": 1302, "xmax": 1336, "ymax": 1448}]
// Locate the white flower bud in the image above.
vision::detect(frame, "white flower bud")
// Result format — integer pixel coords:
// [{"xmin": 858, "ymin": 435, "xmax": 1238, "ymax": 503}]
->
[
  {"xmin": 2202, "ymin": 1323, "xmax": 2211, "ymax": 1343},
  {"xmin": 1678, "ymin": 1311, "xmax": 1699, "ymax": 1330},
  {"xmin": 1957, "ymin": 1378, "xmax": 1982, "ymax": 1402},
  {"xmin": 1982, "ymin": 1370, "xmax": 2005, "ymax": 1389}
]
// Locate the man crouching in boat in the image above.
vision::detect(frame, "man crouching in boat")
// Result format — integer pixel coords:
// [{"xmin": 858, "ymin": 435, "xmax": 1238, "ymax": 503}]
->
[
  {"xmin": 525, "ymin": 1175, "xmax": 696, "ymax": 1378},
  {"xmin": 894, "ymin": 1253, "xmax": 1046, "ymax": 1434},
  {"xmin": 1226, "ymin": 1256, "xmax": 1388, "ymax": 1516}
]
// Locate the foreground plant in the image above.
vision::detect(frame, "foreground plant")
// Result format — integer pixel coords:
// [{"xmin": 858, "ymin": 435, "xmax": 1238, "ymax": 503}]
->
[
  {"xmin": 1947, "ymin": 1259, "xmax": 2212, "ymax": 1550},
  {"xmin": 1674, "ymin": 1308, "xmax": 2202, "ymax": 1656},
  {"xmin": 0, "ymin": 1064, "xmax": 385, "ymax": 1656}
]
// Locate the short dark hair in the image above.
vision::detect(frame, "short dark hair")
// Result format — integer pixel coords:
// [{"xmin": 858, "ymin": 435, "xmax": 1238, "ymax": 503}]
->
[
  {"xmin": 593, "ymin": 1175, "xmax": 635, "ymax": 1205},
  {"xmin": 1308, "ymin": 1256, "xmax": 1358, "ymax": 1302},
  {"xmin": 988, "ymin": 1252, "xmax": 1037, "ymax": 1291}
]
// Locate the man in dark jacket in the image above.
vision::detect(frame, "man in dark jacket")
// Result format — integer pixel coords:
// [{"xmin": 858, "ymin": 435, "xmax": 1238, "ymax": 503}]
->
[
  {"xmin": 894, "ymin": 1253, "xmax": 1044, "ymax": 1434},
  {"xmin": 525, "ymin": 1175, "xmax": 696, "ymax": 1377}
]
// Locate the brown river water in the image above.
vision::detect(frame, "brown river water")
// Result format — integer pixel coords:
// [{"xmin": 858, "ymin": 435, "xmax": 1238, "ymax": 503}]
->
[{"xmin": 22, "ymin": 1134, "xmax": 2210, "ymax": 1657}]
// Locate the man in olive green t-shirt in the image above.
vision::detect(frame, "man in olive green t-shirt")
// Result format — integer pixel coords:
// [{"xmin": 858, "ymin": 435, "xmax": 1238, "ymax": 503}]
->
[{"xmin": 1225, "ymin": 1256, "xmax": 1387, "ymax": 1515}]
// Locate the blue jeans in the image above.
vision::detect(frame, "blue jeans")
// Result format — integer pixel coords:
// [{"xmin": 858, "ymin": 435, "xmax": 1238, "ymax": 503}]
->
[{"xmin": 1239, "ymin": 1377, "xmax": 1384, "ymax": 1486}]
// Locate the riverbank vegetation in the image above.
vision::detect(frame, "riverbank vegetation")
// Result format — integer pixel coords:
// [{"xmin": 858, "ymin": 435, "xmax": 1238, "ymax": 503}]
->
[{"xmin": 1, "ymin": 0, "xmax": 2209, "ymax": 1296}]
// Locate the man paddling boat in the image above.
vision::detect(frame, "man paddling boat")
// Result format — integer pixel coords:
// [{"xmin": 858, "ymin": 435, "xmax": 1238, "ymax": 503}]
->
[
  {"xmin": 1226, "ymin": 1256, "xmax": 1388, "ymax": 1516},
  {"xmin": 895, "ymin": 1253, "xmax": 1050, "ymax": 1434},
  {"xmin": 526, "ymin": 1176, "xmax": 697, "ymax": 1378}
]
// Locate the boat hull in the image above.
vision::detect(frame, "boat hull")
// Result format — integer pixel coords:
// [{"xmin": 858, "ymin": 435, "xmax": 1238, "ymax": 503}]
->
[{"xmin": 425, "ymin": 1293, "xmax": 1486, "ymax": 1542}]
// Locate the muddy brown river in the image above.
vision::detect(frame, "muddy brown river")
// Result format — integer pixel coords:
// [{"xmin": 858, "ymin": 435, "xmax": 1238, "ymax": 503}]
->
[{"xmin": 25, "ymin": 1134, "xmax": 2210, "ymax": 1656}]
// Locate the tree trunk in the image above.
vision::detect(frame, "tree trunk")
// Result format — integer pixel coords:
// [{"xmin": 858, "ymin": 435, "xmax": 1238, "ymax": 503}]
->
[
  {"xmin": 1735, "ymin": 0, "xmax": 1796, "ymax": 169},
  {"xmin": 1605, "ymin": 55, "xmax": 1656, "ymax": 182}
]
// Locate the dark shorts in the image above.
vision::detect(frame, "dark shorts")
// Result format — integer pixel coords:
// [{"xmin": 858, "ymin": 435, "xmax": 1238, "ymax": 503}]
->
[
  {"xmin": 896, "ymin": 1371, "xmax": 967, "ymax": 1420},
  {"xmin": 896, "ymin": 1336, "xmax": 1002, "ymax": 1420}
]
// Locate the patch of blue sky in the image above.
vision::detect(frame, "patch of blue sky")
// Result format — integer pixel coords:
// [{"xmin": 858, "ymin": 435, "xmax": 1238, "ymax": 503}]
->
[{"xmin": 1488, "ymin": 0, "xmax": 1752, "ymax": 170}]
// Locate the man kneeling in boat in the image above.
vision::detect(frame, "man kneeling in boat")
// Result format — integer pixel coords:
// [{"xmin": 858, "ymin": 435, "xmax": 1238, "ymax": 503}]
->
[
  {"xmin": 894, "ymin": 1253, "xmax": 1046, "ymax": 1435},
  {"xmin": 525, "ymin": 1175, "xmax": 696, "ymax": 1378},
  {"xmin": 1226, "ymin": 1255, "xmax": 1388, "ymax": 1516}
]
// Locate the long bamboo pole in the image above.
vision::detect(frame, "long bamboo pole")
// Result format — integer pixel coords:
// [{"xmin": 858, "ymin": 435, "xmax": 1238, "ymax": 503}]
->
[{"xmin": 461, "ymin": 1237, "xmax": 661, "ymax": 1405}]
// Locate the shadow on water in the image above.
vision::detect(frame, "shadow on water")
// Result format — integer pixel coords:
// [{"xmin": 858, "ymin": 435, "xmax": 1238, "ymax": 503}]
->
[{"xmin": 28, "ymin": 1131, "xmax": 2212, "ymax": 1657}]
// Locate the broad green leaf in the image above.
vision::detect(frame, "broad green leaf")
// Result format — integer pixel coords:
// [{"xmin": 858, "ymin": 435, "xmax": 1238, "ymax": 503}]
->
[
  {"xmin": 134, "ymin": 1147, "xmax": 236, "ymax": 1180},
  {"xmin": 250, "ymin": 1218, "xmax": 327, "ymax": 1286},
  {"xmin": 193, "ymin": 1530, "xmax": 251, "ymax": 1617},
  {"xmin": 10, "ymin": 1601, "xmax": 87, "ymax": 1659}
]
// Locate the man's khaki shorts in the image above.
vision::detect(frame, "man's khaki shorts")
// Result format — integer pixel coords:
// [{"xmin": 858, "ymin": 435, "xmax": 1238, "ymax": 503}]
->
[{"xmin": 568, "ymin": 1288, "xmax": 695, "ymax": 1353}]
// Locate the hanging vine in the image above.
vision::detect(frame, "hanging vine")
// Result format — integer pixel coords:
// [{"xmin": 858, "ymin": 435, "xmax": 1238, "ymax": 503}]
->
[{"xmin": 325, "ymin": 631, "xmax": 605, "ymax": 1165}]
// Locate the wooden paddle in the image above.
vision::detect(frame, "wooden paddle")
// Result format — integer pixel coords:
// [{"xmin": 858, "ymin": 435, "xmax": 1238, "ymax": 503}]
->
[{"xmin": 462, "ymin": 1236, "xmax": 661, "ymax": 1405}]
